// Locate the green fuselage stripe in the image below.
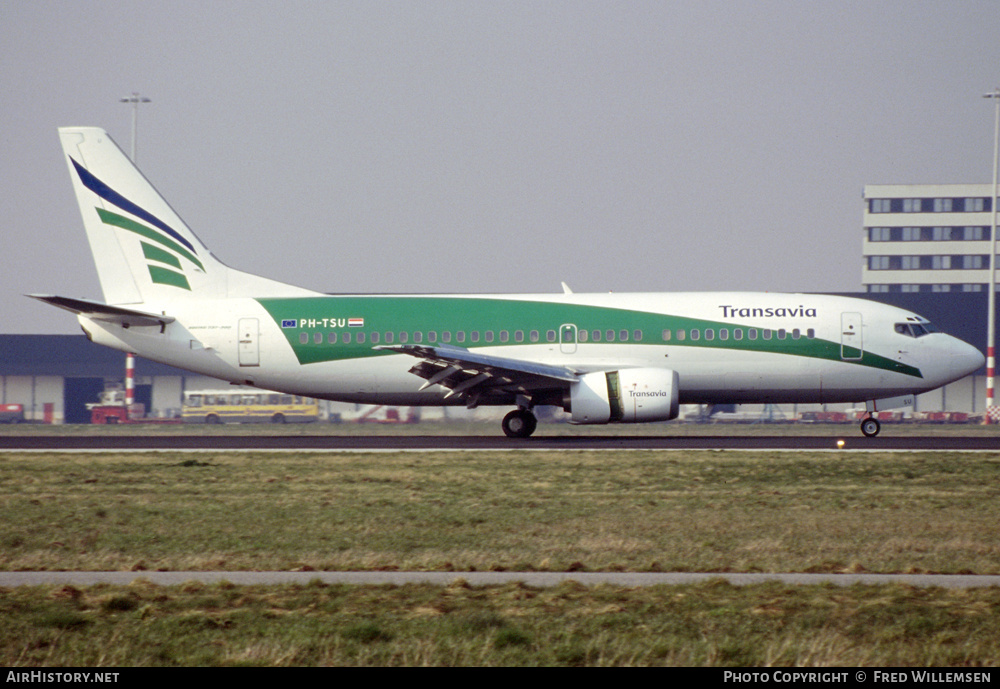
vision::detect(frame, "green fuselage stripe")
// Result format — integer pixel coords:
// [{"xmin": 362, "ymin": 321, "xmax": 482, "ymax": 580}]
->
[{"xmin": 256, "ymin": 296, "xmax": 923, "ymax": 379}]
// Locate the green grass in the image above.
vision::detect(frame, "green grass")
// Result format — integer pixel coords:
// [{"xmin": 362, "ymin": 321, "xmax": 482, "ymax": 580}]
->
[
  {"xmin": 2, "ymin": 579, "xmax": 998, "ymax": 666},
  {"xmin": 1, "ymin": 450, "xmax": 998, "ymax": 573},
  {"xmin": 2, "ymin": 446, "xmax": 999, "ymax": 666}
]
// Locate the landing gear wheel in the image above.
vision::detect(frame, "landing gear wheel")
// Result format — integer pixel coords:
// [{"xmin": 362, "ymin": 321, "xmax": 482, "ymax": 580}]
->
[
  {"xmin": 860, "ymin": 417, "xmax": 881, "ymax": 437},
  {"xmin": 502, "ymin": 409, "xmax": 537, "ymax": 438}
]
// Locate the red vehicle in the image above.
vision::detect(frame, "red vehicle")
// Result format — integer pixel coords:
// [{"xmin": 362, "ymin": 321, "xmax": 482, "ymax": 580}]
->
[
  {"xmin": 87, "ymin": 387, "xmax": 179, "ymax": 424},
  {"xmin": 0, "ymin": 404, "xmax": 24, "ymax": 424}
]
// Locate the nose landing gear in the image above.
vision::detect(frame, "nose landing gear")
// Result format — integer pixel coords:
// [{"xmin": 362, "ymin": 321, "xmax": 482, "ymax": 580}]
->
[{"xmin": 860, "ymin": 415, "xmax": 881, "ymax": 437}]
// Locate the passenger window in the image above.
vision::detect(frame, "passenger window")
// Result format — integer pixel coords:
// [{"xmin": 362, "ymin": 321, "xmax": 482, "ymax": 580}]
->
[
  {"xmin": 690, "ymin": 329, "xmax": 700, "ymax": 341},
  {"xmin": 661, "ymin": 329, "xmax": 671, "ymax": 341},
  {"xmin": 719, "ymin": 329, "xmax": 729, "ymax": 341}
]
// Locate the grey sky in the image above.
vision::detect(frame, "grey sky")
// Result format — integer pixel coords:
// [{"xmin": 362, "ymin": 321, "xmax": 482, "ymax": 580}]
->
[{"xmin": 4, "ymin": 1, "xmax": 1000, "ymax": 334}]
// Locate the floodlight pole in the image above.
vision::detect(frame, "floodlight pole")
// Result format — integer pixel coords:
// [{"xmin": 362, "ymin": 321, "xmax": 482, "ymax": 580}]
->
[
  {"xmin": 119, "ymin": 92, "xmax": 151, "ymax": 163},
  {"xmin": 118, "ymin": 92, "xmax": 151, "ymax": 420},
  {"xmin": 984, "ymin": 88, "xmax": 1000, "ymax": 424}
]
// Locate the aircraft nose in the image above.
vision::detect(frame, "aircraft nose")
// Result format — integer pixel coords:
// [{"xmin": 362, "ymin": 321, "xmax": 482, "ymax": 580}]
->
[{"xmin": 950, "ymin": 338, "xmax": 985, "ymax": 379}]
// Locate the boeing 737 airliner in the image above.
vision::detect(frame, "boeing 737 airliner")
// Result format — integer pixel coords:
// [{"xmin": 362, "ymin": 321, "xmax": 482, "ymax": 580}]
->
[{"xmin": 32, "ymin": 127, "xmax": 985, "ymax": 437}]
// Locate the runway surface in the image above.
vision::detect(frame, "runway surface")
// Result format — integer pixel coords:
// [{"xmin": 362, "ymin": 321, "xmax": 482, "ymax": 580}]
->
[
  {"xmin": 0, "ymin": 433, "xmax": 998, "ymax": 451},
  {"xmin": 3, "ymin": 571, "xmax": 999, "ymax": 588}
]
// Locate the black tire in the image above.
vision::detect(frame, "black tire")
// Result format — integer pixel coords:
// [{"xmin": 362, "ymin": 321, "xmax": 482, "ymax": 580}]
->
[
  {"xmin": 502, "ymin": 409, "xmax": 537, "ymax": 438},
  {"xmin": 271, "ymin": 413, "xmax": 286, "ymax": 424},
  {"xmin": 860, "ymin": 417, "xmax": 880, "ymax": 437},
  {"xmin": 205, "ymin": 414, "xmax": 221, "ymax": 425}
]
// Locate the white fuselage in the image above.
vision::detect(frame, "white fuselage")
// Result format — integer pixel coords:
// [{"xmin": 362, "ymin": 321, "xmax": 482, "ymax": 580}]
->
[{"xmin": 77, "ymin": 291, "xmax": 984, "ymax": 409}]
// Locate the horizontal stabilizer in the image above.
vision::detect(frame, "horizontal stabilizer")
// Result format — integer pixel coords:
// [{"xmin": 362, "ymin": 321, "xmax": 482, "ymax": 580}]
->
[{"xmin": 28, "ymin": 294, "xmax": 174, "ymax": 328}]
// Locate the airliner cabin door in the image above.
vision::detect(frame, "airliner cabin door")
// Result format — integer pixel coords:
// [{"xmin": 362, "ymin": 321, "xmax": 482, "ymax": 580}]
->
[
  {"xmin": 560, "ymin": 324, "xmax": 578, "ymax": 354},
  {"xmin": 238, "ymin": 318, "xmax": 260, "ymax": 367},
  {"xmin": 840, "ymin": 312, "xmax": 863, "ymax": 360}
]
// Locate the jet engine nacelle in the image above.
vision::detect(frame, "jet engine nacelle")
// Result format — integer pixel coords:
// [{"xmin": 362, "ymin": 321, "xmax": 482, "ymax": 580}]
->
[{"xmin": 569, "ymin": 368, "xmax": 680, "ymax": 424}]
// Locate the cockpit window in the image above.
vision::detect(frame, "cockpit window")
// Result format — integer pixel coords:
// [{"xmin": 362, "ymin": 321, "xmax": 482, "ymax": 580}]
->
[{"xmin": 895, "ymin": 322, "xmax": 938, "ymax": 338}]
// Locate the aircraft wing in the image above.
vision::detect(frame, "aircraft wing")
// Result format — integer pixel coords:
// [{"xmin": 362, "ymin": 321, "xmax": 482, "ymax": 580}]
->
[
  {"xmin": 28, "ymin": 295, "xmax": 175, "ymax": 329},
  {"xmin": 375, "ymin": 344, "xmax": 579, "ymax": 406}
]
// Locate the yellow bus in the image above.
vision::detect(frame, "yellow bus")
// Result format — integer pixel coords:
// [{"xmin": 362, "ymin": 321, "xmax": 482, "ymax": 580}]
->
[{"xmin": 182, "ymin": 388, "xmax": 319, "ymax": 424}]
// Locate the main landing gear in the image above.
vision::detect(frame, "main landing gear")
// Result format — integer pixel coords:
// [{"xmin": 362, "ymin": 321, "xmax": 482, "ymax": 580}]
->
[
  {"xmin": 860, "ymin": 415, "xmax": 881, "ymax": 438},
  {"xmin": 502, "ymin": 408, "xmax": 537, "ymax": 438}
]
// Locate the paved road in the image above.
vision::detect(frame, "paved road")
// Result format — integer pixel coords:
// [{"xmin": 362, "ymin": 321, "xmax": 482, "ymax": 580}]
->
[
  {"xmin": 1, "ymin": 433, "xmax": 998, "ymax": 451},
  {"xmin": 2, "ymin": 571, "xmax": 998, "ymax": 588}
]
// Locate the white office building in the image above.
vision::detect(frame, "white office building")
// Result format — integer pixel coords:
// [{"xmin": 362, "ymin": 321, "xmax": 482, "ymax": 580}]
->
[{"xmin": 862, "ymin": 184, "xmax": 997, "ymax": 293}]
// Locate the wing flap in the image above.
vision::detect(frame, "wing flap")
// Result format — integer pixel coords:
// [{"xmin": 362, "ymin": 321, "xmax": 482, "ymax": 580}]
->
[{"xmin": 375, "ymin": 344, "xmax": 578, "ymax": 405}]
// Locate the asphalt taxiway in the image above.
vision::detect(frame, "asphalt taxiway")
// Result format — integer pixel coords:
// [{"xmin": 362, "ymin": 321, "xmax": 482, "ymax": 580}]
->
[{"xmin": 0, "ymin": 433, "xmax": 997, "ymax": 451}]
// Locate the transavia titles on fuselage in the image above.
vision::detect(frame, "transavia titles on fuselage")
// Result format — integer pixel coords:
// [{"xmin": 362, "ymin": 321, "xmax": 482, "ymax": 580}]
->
[{"xmin": 32, "ymin": 127, "xmax": 985, "ymax": 437}]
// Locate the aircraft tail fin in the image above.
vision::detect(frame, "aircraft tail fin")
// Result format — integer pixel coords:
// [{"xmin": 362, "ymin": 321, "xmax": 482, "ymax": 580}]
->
[{"xmin": 57, "ymin": 127, "xmax": 316, "ymax": 305}]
